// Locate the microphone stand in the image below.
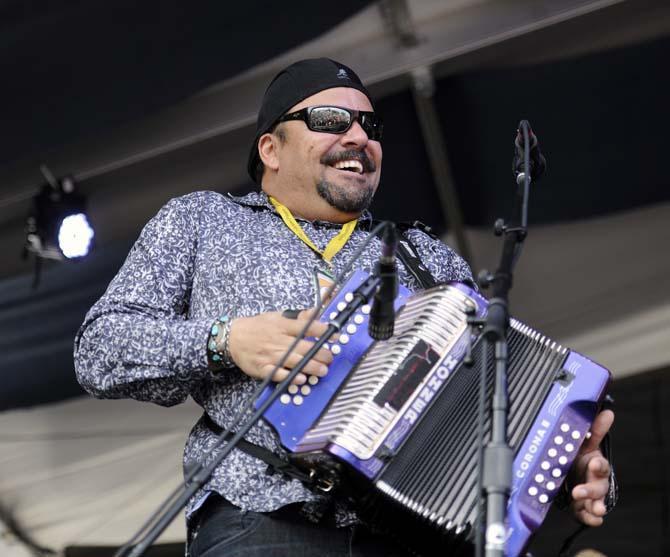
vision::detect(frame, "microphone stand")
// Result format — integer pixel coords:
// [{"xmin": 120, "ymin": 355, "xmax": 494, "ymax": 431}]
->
[
  {"xmin": 471, "ymin": 121, "xmax": 537, "ymax": 557},
  {"xmin": 115, "ymin": 271, "xmax": 384, "ymax": 557}
]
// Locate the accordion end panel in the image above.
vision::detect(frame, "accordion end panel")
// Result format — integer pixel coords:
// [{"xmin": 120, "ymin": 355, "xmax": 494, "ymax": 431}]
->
[{"xmin": 504, "ymin": 351, "xmax": 610, "ymax": 556}]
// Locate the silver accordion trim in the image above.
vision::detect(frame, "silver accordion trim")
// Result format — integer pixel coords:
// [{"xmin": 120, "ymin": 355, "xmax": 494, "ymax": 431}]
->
[
  {"xmin": 299, "ymin": 284, "xmax": 474, "ymax": 459},
  {"xmin": 298, "ymin": 283, "xmax": 566, "ymax": 461}
]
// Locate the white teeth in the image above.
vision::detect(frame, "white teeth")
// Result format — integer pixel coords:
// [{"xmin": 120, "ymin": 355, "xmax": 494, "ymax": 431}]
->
[{"xmin": 333, "ymin": 160, "xmax": 364, "ymax": 173}]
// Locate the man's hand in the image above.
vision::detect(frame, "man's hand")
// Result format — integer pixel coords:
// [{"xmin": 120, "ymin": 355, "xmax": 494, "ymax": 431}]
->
[
  {"xmin": 228, "ymin": 309, "xmax": 333, "ymax": 385},
  {"xmin": 569, "ymin": 409, "xmax": 614, "ymax": 526}
]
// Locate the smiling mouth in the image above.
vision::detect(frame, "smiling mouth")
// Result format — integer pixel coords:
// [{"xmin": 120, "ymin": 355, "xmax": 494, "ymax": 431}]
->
[{"xmin": 329, "ymin": 159, "xmax": 365, "ymax": 174}]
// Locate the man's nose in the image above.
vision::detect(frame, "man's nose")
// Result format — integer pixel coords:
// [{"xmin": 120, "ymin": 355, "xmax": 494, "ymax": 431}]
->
[{"xmin": 339, "ymin": 119, "xmax": 369, "ymax": 147}]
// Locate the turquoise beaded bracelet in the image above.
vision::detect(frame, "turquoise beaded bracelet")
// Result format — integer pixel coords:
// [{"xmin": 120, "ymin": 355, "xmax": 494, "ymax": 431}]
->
[{"xmin": 207, "ymin": 315, "xmax": 235, "ymax": 368}]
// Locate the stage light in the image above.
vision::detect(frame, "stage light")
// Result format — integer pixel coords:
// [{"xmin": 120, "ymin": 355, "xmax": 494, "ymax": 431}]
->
[
  {"xmin": 24, "ymin": 173, "xmax": 95, "ymax": 262},
  {"xmin": 58, "ymin": 213, "xmax": 95, "ymax": 258}
]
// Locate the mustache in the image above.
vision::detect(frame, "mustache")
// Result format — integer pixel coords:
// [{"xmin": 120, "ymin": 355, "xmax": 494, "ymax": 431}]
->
[{"xmin": 320, "ymin": 149, "xmax": 376, "ymax": 173}]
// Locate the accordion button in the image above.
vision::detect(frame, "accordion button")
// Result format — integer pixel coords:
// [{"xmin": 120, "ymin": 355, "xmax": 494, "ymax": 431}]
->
[
  {"xmin": 345, "ymin": 292, "xmax": 354, "ymax": 302},
  {"xmin": 308, "ymin": 375, "xmax": 319, "ymax": 385},
  {"xmin": 552, "ymin": 468, "xmax": 562, "ymax": 478},
  {"xmin": 571, "ymin": 430, "xmax": 581, "ymax": 440},
  {"xmin": 560, "ymin": 423, "xmax": 570, "ymax": 432},
  {"xmin": 559, "ymin": 456, "xmax": 568, "ymax": 466},
  {"xmin": 301, "ymin": 385, "xmax": 311, "ymax": 396},
  {"xmin": 535, "ymin": 474, "xmax": 544, "ymax": 483},
  {"xmin": 280, "ymin": 394, "xmax": 291, "ymax": 405},
  {"xmin": 339, "ymin": 334, "xmax": 350, "ymax": 344},
  {"xmin": 330, "ymin": 311, "xmax": 338, "ymax": 320},
  {"xmin": 548, "ymin": 448, "xmax": 558, "ymax": 458},
  {"xmin": 346, "ymin": 324, "xmax": 357, "ymax": 334},
  {"xmin": 362, "ymin": 304, "xmax": 371, "ymax": 314},
  {"xmin": 293, "ymin": 395, "xmax": 304, "ymax": 405},
  {"xmin": 565, "ymin": 443, "xmax": 575, "ymax": 452},
  {"xmin": 332, "ymin": 345, "xmax": 341, "ymax": 355},
  {"xmin": 337, "ymin": 302, "xmax": 347, "ymax": 311},
  {"xmin": 554, "ymin": 435, "xmax": 564, "ymax": 445},
  {"xmin": 288, "ymin": 385, "xmax": 299, "ymax": 395},
  {"xmin": 541, "ymin": 461, "xmax": 550, "ymax": 470},
  {"xmin": 539, "ymin": 494, "xmax": 549, "ymax": 504},
  {"xmin": 354, "ymin": 314, "xmax": 364, "ymax": 324},
  {"xmin": 546, "ymin": 481, "xmax": 556, "ymax": 490},
  {"xmin": 528, "ymin": 486, "xmax": 538, "ymax": 496}
]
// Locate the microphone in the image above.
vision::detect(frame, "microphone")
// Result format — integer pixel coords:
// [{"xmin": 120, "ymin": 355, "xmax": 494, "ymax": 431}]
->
[
  {"xmin": 368, "ymin": 222, "xmax": 399, "ymax": 340},
  {"xmin": 513, "ymin": 120, "xmax": 546, "ymax": 183}
]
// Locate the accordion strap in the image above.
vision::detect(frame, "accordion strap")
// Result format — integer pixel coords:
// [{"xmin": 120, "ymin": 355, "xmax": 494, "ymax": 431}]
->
[
  {"xmin": 202, "ymin": 413, "xmax": 316, "ymax": 488},
  {"xmin": 371, "ymin": 220, "xmax": 439, "ymax": 290}
]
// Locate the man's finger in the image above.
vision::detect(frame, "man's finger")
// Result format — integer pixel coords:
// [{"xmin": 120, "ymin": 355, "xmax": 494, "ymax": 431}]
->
[
  {"xmin": 267, "ymin": 366, "xmax": 307, "ymax": 385},
  {"xmin": 572, "ymin": 498, "xmax": 606, "ymax": 526},
  {"xmin": 291, "ymin": 340, "xmax": 333, "ymax": 365},
  {"xmin": 587, "ymin": 455, "xmax": 611, "ymax": 480},
  {"xmin": 572, "ymin": 481, "xmax": 609, "ymax": 502},
  {"xmin": 575, "ymin": 508, "xmax": 604, "ymax": 527},
  {"xmin": 296, "ymin": 308, "xmax": 321, "ymax": 322},
  {"xmin": 281, "ymin": 308, "xmax": 301, "ymax": 319},
  {"xmin": 581, "ymin": 409, "xmax": 614, "ymax": 453},
  {"xmin": 285, "ymin": 310, "xmax": 329, "ymax": 338},
  {"xmin": 572, "ymin": 476, "xmax": 609, "ymax": 503},
  {"xmin": 281, "ymin": 351, "xmax": 329, "ymax": 377},
  {"xmin": 592, "ymin": 499, "xmax": 607, "ymax": 516}
]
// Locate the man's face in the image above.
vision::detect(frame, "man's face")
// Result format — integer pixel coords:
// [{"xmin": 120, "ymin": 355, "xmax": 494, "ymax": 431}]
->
[{"xmin": 270, "ymin": 87, "xmax": 383, "ymax": 221}]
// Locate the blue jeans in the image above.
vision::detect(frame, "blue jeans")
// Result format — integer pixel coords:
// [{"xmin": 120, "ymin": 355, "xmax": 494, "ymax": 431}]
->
[{"xmin": 187, "ymin": 495, "xmax": 414, "ymax": 557}]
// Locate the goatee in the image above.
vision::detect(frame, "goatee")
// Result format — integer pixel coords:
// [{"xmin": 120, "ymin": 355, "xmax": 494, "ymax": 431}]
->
[{"xmin": 316, "ymin": 179, "xmax": 375, "ymax": 214}]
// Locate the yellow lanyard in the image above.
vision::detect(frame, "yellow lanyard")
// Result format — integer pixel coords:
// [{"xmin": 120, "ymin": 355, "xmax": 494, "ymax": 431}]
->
[{"xmin": 269, "ymin": 196, "xmax": 357, "ymax": 265}]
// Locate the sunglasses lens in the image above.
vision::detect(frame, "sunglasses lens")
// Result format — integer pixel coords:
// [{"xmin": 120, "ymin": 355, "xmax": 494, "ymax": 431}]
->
[
  {"xmin": 360, "ymin": 114, "xmax": 383, "ymax": 141},
  {"xmin": 308, "ymin": 107, "xmax": 352, "ymax": 133},
  {"xmin": 303, "ymin": 107, "xmax": 383, "ymax": 140}
]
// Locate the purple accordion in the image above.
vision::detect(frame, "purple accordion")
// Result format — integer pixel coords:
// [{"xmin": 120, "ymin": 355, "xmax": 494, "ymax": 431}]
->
[{"xmin": 256, "ymin": 270, "xmax": 611, "ymax": 556}]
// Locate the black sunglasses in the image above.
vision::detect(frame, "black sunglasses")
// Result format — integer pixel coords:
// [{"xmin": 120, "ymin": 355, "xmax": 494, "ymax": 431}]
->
[{"xmin": 276, "ymin": 105, "xmax": 383, "ymax": 141}]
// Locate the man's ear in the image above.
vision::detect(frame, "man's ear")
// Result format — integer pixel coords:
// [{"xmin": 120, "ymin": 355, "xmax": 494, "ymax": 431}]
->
[{"xmin": 258, "ymin": 132, "xmax": 280, "ymax": 171}]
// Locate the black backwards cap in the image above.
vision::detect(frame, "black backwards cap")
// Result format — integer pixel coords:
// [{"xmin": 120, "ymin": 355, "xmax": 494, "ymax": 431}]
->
[{"xmin": 247, "ymin": 58, "xmax": 374, "ymax": 183}]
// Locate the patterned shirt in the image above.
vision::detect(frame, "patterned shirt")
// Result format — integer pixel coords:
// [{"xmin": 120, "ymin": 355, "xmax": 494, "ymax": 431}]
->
[{"xmin": 73, "ymin": 190, "xmax": 473, "ymax": 522}]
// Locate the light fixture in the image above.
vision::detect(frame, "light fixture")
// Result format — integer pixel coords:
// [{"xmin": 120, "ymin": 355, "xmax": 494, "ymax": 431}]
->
[{"xmin": 24, "ymin": 169, "xmax": 95, "ymax": 262}]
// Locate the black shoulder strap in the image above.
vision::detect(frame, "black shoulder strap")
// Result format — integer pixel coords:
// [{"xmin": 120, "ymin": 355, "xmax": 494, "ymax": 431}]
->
[
  {"xmin": 202, "ymin": 413, "xmax": 315, "ymax": 487},
  {"xmin": 371, "ymin": 220, "xmax": 438, "ymax": 290},
  {"xmin": 396, "ymin": 232, "xmax": 438, "ymax": 290}
]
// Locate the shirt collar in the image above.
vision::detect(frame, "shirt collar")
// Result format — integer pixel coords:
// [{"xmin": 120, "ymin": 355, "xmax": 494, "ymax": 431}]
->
[{"xmin": 227, "ymin": 190, "xmax": 373, "ymax": 229}]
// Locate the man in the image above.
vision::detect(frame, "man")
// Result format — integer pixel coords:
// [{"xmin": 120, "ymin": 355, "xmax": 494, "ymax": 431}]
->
[{"xmin": 74, "ymin": 58, "xmax": 615, "ymax": 556}]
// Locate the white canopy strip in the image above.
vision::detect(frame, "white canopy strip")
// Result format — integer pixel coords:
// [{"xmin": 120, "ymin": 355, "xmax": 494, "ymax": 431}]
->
[
  {"xmin": 450, "ymin": 201, "xmax": 670, "ymax": 379},
  {"xmin": 0, "ymin": 397, "xmax": 201, "ymax": 550}
]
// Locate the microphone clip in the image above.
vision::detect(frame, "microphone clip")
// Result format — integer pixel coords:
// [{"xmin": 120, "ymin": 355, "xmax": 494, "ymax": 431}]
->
[
  {"xmin": 368, "ymin": 223, "xmax": 399, "ymax": 341},
  {"xmin": 513, "ymin": 120, "xmax": 546, "ymax": 183}
]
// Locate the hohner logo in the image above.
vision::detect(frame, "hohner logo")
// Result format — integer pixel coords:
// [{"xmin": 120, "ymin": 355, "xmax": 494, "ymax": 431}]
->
[
  {"xmin": 402, "ymin": 354, "xmax": 460, "ymax": 426},
  {"xmin": 515, "ymin": 419, "xmax": 550, "ymax": 479}
]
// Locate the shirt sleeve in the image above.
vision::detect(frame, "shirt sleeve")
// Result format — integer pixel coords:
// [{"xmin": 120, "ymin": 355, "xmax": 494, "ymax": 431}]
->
[{"xmin": 74, "ymin": 194, "xmax": 213, "ymax": 406}]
